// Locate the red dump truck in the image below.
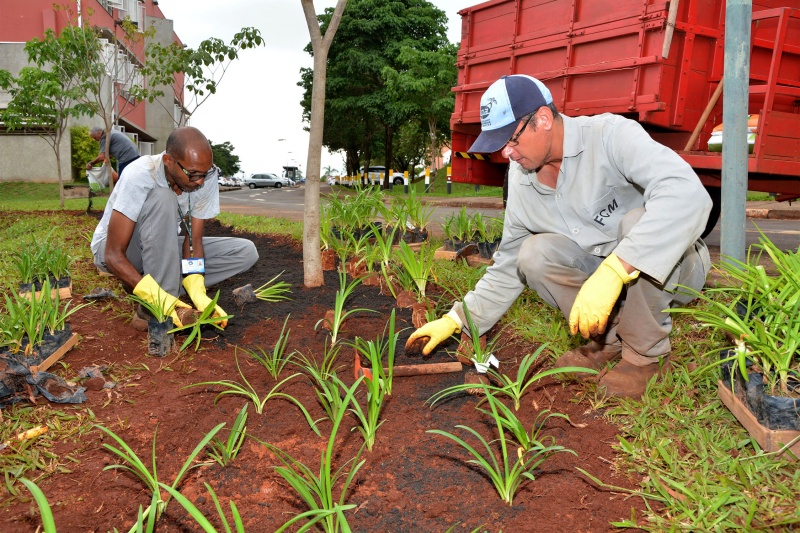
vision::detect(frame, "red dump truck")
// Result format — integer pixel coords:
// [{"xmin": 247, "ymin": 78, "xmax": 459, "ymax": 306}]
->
[{"xmin": 450, "ymin": 0, "xmax": 800, "ymax": 227}]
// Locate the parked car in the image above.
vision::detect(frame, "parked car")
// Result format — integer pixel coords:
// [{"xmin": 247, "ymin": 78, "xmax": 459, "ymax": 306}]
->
[
  {"xmin": 243, "ymin": 173, "xmax": 292, "ymax": 189},
  {"xmin": 363, "ymin": 166, "xmax": 405, "ymax": 186}
]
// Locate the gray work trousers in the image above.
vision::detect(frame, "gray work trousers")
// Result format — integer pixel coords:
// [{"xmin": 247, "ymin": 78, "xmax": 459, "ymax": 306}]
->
[
  {"xmin": 517, "ymin": 208, "xmax": 708, "ymax": 365},
  {"xmin": 93, "ymin": 187, "xmax": 259, "ymax": 296}
]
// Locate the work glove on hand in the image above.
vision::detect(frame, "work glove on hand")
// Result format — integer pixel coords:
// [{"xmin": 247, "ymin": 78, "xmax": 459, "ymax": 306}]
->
[
  {"xmin": 133, "ymin": 274, "xmax": 192, "ymax": 328},
  {"xmin": 569, "ymin": 253, "xmax": 639, "ymax": 339},
  {"xmin": 405, "ymin": 315, "xmax": 461, "ymax": 356},
  {"xmin": 182, "ymin": 274, "xmax": 228, "ymax": 328}
]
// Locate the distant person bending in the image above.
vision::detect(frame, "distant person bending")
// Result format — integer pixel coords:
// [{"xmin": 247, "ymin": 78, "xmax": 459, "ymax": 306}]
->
[
  {"xmin": 90, "ymin": 126, "xmax": 259, "ymax": 331},
  {"xmin": 85, "ymin": 127, "xmax": 141, "ymax": 183}
]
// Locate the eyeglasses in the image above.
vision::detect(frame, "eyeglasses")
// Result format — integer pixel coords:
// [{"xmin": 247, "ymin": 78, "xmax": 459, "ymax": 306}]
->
[
  {"xmin": 506, "ymin": 113, "xmax": 535, "ymax": 147},
  {"xmin": 168, "ymin": 153, "xmax": 216, "ymax": 182}
]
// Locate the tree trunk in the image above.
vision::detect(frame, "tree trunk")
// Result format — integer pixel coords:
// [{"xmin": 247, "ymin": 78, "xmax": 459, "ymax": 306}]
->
[
  {"xmin": 383, "ymin": 124, "xmax": 393, "ymax": 190},
  {"xmin": 55, "ymin": 133, "xmax": 65, "ymax": 209},
  {"xmin": 301, "ymin": 0, "xmax": 347, "ymax": 288}
]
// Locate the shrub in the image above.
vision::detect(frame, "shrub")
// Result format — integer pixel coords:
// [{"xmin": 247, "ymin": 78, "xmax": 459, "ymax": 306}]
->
[{"xmin": 70, "ymin": 126, "xmax": 99, "ymax": 182}]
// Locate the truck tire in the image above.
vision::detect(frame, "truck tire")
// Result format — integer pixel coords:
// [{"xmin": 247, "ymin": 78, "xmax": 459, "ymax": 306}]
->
[
  {"xmin": 702, "ymin": 185, "xmax": 721, "ymax": 239},
  {"xmin": 249, "ymin": 183, "xmax": 256, "ymax": 189}
]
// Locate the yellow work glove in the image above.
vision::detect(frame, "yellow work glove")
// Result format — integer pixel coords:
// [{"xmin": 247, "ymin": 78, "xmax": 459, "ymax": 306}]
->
[
  {"xmin": 405, "ymin": 316, "xmax": 461, "ymax": 356},
  {"xmin": 569, "ymin": 253, "xmax": 639, "ymax": 339},
  {"xmin": 133, "ymin": 274, "xmax": 192, "ymax": 328},
  {"xmin": 182, "ymin": 274, "xmax": 228, "ymax": 328}
]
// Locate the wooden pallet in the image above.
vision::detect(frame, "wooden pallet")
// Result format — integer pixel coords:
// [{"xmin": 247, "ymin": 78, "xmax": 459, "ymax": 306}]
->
[
  {"xmin": 30, "ymin": 333, "xmax": 79, "ymax": 374},
  {"xmin": 717, "ymin": 380, "xmax": 800, "ymax": 458}
]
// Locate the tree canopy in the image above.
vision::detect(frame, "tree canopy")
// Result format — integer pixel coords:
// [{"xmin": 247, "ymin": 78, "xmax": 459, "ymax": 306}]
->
[
  {"xmin": 210, "ymin": 140, "xmax": 241, "ymax": 176},
  {"xmin": 299, "ymin": 0, "xmax": 455, "ymax": 178}
]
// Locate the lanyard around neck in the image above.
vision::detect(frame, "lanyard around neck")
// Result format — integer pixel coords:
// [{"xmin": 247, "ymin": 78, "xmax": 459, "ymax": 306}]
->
[{"xmin": 176, "ymin": 193, "xmax": 194, "ymax": 256}]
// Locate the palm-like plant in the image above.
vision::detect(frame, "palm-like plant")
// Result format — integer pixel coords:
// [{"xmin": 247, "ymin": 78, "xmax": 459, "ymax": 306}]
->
[
  {"xmin": 428, "ymin": 391, "xmax": 574, "ymax": 506},
  {"xmin": 393, "ymin": 241, "xmax": 437, "ymax": 299}
]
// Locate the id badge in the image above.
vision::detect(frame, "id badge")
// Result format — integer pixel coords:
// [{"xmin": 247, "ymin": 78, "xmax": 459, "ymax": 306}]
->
[{"xmin": 181, "ymin": 258, "xmax": 205, "ymax": 275}]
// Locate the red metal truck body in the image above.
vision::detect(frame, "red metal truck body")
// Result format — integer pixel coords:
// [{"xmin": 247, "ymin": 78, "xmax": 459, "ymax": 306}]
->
[{"xmin": 450, "ymin": 0, "xmax": 800, "ymax": 199}]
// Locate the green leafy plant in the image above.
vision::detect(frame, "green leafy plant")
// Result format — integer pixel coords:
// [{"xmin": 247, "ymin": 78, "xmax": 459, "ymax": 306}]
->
[
  {"xmin": 403, "ymin": 188, "xmax": 434, "ymax": 231},
  {"xmin": 345, "ymin": 370, "xmax": 387, "ymax": 452},
  {"xmin": 206, "ymin": 404, "xmax": 248, "ymax": 467},
  {"xmin": 261, "ymin": 377, "xmax": 365, "ymax": 533},
  {"xmin": 254, "ymin": 271, "xmax": 292, "ymax": 302},
  {"xmin": 428, "ymin": 391, "xmax": 574, "ymax": 506},
  {"xmin": 128, "ymin": 293, "xmax": 176, "ymax": 325},
  {"xmin": 348, "ymin": 309, "xmax": 399, "ymax": 396},
  {"xmin": 458, "ymin": 303, "xmax": 502, "ymax": 368},
  {"xmin": 158, "ymin": 482, "xmax": 245, "ymax": 533},
  {"xmin": 393, "ymin": 241, "xmax": 436, "ymax": 299},
  {"xmin": 251, "ymin": 315, "xmax": 295, "ymax": 379},
  {"xmin": 296, "ymin": 342, "xmax": 346, "ymax": 424},
  {"xmin": 97, "ymin": 422, "xmax": 225, "ymax": 523},
  {"xmin": 170, "ymin": 290, "xmax": 231, "ymax": 352},
  {"xmin": 669, "ymin": 232, "xmax": 800, "ymax": 394},
  {"xmin": 184, "ymin": 353, "xmax": 321, "ymax": 435},
  {"xmin": 20, "ymin": 478, "xmax": 57, "ymax": 533},
  {"xmin": 477, "ymin": 393, "xmax": 573, "ymax": 453},
  {"xmin": 315, "ymin": 271, "xmax": 375, "ymax": 344},
  {"xmin": 431, "ymin": 344, "xmax": 597, "ymax": 411}
]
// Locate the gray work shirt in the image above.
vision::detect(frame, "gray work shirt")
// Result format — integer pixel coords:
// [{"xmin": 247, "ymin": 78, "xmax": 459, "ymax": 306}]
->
[
  {"xmin": 91, "ymin": 152, "xmax": 220, "ymax": 256},
  {"xmin": 454, "ymin": 113, "xmax": 712, "ymax": 334},
  {"xmin": 100, "ymin": 131, "xmax": 140, "ymax": 164}
]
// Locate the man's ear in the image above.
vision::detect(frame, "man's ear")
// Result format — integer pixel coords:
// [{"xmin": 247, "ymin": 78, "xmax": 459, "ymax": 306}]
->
[{"xmin": 537, "ymin": 108, "xmax": 553, "ymax": 130}]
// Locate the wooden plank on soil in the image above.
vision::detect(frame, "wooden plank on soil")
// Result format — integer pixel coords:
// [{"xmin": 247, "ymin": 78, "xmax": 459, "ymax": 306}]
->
[
  {"xmin": 30, "ymin": 333, "xmax": 79, "ymax": 374},
  {"xmin": 466, "ymin": 255, "xmax": 494, "ymax": 267},
  {"xmin": 718, "ymin": 380, "xmax": 800, "ymax": 458},
  {"xmin": 392, "ymin": 242, "xmax": 425, "ymax": 252},
  {"xmin": 20, "ymin": 281, "xmax": 73, "ymax": 301},
  {"xmin": 433, "ymin": 247, "xmax": 457, "ymax": 260}
]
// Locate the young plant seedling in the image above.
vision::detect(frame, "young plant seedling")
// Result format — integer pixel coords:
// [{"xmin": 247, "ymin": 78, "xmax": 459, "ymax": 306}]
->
[
  {"xmin": 206, "ymin": 403, "xmax": 248, "ymax": 467},
  {"xmin": 254, "ymin": 271, "xmax": 292, "ymax": 302},
  {"xmin": 184, "ymin": 352, "xmax": 321, "ymax": 436},
  {"xmin": 428, "ymin": 391, "xmax": 575, "ymax": 506},
  {"xmin": 315, "ymin": 271, "xmax": 376, "ymax": 345},
  {"xmin": 251, "ymin": 315, "xmax": 295, "ymax": 379},
  {"xmin": 169, "ymin": 290, "xmax": 231, "ymax": 352}
]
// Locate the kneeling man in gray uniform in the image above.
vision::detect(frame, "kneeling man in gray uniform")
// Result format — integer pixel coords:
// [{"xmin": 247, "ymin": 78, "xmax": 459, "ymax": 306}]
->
[
  {"xmin": 406, "ymin": 75, "xmax": 712, "ymax": 399},
  {"xmin": 91, "ymin": 126, "xmax": 258, "ymax": 330}
]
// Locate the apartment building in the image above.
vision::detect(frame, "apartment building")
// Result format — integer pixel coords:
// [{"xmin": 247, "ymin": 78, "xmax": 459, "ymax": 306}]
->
[{"xmin": 0, "ymin": 0, "xmax": 185, "ymax": 181}]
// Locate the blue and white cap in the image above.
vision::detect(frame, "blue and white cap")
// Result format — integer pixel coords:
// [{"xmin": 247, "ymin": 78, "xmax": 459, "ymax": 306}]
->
[{"xmin": 468, "ymin": 75, "xmax": 553, "ymax": 153}]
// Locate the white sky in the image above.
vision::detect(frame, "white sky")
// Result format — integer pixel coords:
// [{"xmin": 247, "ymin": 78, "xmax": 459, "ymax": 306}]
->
[{"xmin": 157, "ymin": 0, "xmax": 468, "ymax": 177}]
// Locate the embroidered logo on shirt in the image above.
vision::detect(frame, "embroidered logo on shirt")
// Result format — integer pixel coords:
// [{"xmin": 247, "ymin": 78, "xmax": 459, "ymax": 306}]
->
[{"xmin": 593, "ymin": 198, "xmax": 619, "ymax": 226}]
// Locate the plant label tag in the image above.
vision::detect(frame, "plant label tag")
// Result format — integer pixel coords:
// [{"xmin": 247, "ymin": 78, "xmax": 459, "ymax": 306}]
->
[
  {"xmin": 472, "ymin": 358, "xmax": 489, "ymax": 374},
  {"xmin": 181, "ymin": 258, "xmax": 205, "ymax": 275},
  {"xmin": 488, "ymin": 354, "xmax": 500, "ymax": 368}
]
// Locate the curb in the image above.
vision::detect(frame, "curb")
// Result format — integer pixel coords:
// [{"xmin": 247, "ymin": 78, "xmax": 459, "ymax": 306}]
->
[{"xmin": 745, "ymin": 208, "xmax": 800, "ymax": 220}]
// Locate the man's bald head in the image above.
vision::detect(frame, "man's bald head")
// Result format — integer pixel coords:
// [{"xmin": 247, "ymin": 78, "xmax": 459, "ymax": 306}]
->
[{"xmin": 166, "ymin": 127, "xmax": 211, "ymax": 160}]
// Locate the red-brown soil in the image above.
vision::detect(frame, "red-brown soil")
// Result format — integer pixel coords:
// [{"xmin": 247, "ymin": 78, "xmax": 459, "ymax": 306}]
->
[{"xmin": 0, "ymin": 220, "xmax": 650, "ymax": 532}]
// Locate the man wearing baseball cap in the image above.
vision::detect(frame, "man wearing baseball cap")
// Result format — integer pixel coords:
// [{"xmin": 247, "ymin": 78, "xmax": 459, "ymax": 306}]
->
[{"xmin": 407, "ymin": 74, "xmax": 712, "ymax": 399}]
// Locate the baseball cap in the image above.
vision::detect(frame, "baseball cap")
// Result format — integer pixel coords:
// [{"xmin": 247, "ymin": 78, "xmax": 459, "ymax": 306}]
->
[{"xmin": 468, "ymin": 75, "xmax": 553, "ymax": 153}]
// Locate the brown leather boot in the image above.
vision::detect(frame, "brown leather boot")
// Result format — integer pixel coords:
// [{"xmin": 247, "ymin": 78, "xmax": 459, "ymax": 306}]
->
[
  {"xmin": 598, "ymin": 357, "xmax": 671, "ymax": 399},
  {"xmin": 131, "ymin": 304, "xmax": 151, "ymax": 332},
  {"xmin": 553, "ymin": 341, "xmax": 622, "ymax": 378}
]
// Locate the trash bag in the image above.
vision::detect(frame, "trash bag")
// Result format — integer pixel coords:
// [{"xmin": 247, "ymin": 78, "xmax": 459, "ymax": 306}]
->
[
  {"xmin": 87, "ymin": 164, "xmax": 110, "ymax": 191},
  {"xmin": 0, "ymin": 348, "xmax": 86, "ymax": 409}
]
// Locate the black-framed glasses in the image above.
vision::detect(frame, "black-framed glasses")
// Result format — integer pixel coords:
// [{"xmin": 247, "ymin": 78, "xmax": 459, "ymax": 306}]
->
[
  {"xmin": 506, "ymin": 113, "xmax": 535, "ymax": 147},
  {"xmin": 168, "ymin": 152, "xmax": 216, "ymax": 182}
]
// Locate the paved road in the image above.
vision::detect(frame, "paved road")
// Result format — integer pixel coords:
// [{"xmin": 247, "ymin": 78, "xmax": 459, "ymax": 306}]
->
[{"xmin": 219, "ymin": 185, "xmax": 799, "ymax": 251}]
